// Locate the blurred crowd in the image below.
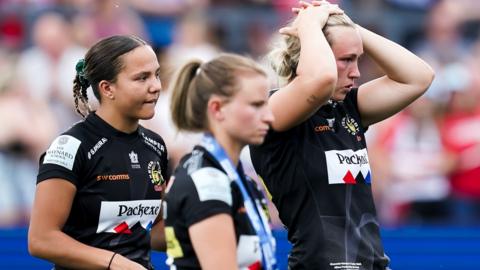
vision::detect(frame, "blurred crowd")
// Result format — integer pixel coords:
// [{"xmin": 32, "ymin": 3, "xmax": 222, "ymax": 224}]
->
[{"xmin": 1, "ymin": 0, "xmax": 480, "ymax": 228}]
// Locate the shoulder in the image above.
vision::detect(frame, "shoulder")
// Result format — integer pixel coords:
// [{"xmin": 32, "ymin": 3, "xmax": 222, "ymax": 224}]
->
[
  {"xmin": 138, "ymin": 126, "xmax": 168, "ymax": 156},
  {"xmin": 174, "ymin": 150, "xmax": 232, "ymax": 205},
  {"xmin": 139, "ymin": 125, "xmax": 167, "ymax": 145},
  {"xmin": 41, "ymin": 121, "xmax": 91, "ymax": 170}
]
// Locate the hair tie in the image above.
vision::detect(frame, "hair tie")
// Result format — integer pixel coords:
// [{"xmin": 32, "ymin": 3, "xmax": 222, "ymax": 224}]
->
[
  {"xmin": 195, "ymin": 65, "xmax": 202, "ymax": 76},
  {"xmin": 75, "ymin": 59, "xmax": 90, "ymax": 88}
]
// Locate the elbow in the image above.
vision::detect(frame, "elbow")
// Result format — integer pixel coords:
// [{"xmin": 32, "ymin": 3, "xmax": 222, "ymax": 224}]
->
[
  {"xmin": 424, "ymin": 65, "xmax": 436, "ymax": 88},
  {"xmin": 305, "ymin": 72, "xmax": 337, "ymax": 102},
  {"xmin": 419, "ymin": 64, "xmax": 436, "ymax": 93},
  {"xmin": 28, "ymin": 234, "xmax": 43, "ymax": 258},
  {"xmin": 28, "ymin": 230, "xmax": 52, "ymax": 259}
]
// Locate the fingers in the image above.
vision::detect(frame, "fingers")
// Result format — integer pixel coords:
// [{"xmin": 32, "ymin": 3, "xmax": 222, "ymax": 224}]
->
[
  {"xmin": 292, "ymin": 0, "xmax": 313, "ymax": 14},
  {"xmin": 292, "ymin": 0, "xmax": 344, "ymax": 15},
  {"xmin": 299, "ymin": 1, "xmax": 313, "ymax": 8},
  {"xmin": 326, "ymin": 4, "xmax": 344, "ymax": 15}
]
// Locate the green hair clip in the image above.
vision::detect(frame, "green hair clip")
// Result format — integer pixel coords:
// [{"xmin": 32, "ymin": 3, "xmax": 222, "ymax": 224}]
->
[{"xmin": 75, "ymin": 59, "xmax": 90, "ymax": 88}]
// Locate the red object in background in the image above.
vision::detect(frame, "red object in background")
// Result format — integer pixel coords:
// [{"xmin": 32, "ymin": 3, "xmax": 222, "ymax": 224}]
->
[
  {"xmin": 441, "ymin": 108, "xmax": 480, "ymax": 199},
  {"xmin": 0, "ymin": 13, "xmax": 24, "ymax": 49}
]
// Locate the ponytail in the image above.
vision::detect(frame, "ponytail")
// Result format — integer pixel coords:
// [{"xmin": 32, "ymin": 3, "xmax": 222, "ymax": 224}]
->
[{"xmin": 170, "ymin": 60, "xmax": 203, "ymax": 131}]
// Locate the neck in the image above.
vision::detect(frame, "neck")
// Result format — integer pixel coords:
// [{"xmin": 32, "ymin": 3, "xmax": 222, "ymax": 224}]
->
[
  {"xmin": 209, "ymin": 130, "xmax": 243, "ymax": 167},
  {"xmin": 96, "ymin": 106, "xmax": 138, "ymax": 133}
]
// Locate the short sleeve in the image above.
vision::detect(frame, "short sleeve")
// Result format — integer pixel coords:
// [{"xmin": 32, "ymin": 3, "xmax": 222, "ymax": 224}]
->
[
  {"xmin": 177, "ymin": 167, "xmax": 233, "ymax": 227},
  {"xmin": 37, "ymin": 134, "xmax": 85, "ymax": 187}
]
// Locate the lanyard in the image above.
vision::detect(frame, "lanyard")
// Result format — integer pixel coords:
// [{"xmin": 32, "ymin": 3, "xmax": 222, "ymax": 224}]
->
[{"xmin": 201, "ymin": 134, "xmax": 277, "ymax": 270}]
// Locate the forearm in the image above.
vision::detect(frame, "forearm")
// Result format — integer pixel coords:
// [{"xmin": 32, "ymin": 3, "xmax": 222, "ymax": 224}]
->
[
  {"xmin": 358, "ymin": 25, "xmax": 434, "ymax": 87},
  {"xmin": 297, "ymin": 23, "xmax": 337, "ymax": 83},
  {"xmin": 150, "ymin": 220, "xmax": 166, "ymax": 251},
  {"xmin": 29, "ymin": 230, "xmax": 115, "ymax": 269}
]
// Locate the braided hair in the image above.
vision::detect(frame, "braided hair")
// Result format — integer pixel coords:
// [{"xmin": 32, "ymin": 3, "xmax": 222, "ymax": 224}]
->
[{"xmin": 73, "ymin": 59, "xmax": 91, "ymax": 117}]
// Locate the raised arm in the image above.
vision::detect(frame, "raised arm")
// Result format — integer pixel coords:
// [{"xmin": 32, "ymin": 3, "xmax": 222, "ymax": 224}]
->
[
  {"xmin": 28, "ymin": 179, "xmax": 146, "ymax": 269},
  {"xmin": 269, "ymin": 3, "xmax": 341, "ymax": 131},
  {"xmin": 357, "ymin": 25, "xmax": 435, "ymax": 127}
]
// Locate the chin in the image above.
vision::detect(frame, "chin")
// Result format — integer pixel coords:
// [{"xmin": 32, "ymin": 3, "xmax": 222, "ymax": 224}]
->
[
  {"xmin": 248, "ymin": 137, "xmax": 265, "ymax": 146},
  {"xmin": 332, "ymin": 94, "xmax": 347, "ymax": 101},
  {"xmin": 138, "ymin": 111, "xmax": 155, "ymax": 120}
]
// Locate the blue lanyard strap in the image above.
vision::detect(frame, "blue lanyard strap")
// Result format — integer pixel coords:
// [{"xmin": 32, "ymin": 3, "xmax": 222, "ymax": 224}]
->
[{"xmin": 201, "ymin": 134, "xmax": 277, "ymax": 270}]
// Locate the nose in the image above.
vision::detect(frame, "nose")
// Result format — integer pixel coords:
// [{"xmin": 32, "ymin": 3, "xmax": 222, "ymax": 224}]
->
[
  {"xmin": 150, "ymin": 77, "xmax": 162, "ymax": 93},
  {"xmin": 263, "ymin": 107, "xmax": 275, "ymax": 126},
  {"xmin": 349, "ymin": 63, "xmax": 361, "ymax": 79}
]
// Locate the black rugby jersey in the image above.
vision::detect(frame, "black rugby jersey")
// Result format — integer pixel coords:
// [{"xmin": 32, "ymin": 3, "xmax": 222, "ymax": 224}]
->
[
  {"xmin": 250, "ymin": 89, "xmax": 389, "ymax": 270},
  {"xmin": 164, "ymin": 146, "xmax": 269, "ymax": 270},
  {"xmin": 37, "ymin": 113, "xmax": 168, "ymax": 269}
]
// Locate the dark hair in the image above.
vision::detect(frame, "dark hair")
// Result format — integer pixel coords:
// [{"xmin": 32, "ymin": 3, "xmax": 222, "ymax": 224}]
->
[
  {"xmin": 73, "ymin": 35, "xmax": 147, "ymax": 117},
  {"xmin": 170, "ymin": 53, "xmax": 267, "ymax": 132}
]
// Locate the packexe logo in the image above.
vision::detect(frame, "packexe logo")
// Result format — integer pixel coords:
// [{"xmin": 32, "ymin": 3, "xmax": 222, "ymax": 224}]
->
[
  {"xmin": 117, "ymin": 204, "xmax": 160, "ymax": 218},
  {"xmin": 96, "ymin": 200, "xmax": 161, "ymax": 234},
  {"xmin": 335, "ymin": 153, "xmax": 368, "ymax": 165},
  {"xmin": 325, "ymin": 149, "xmax": 371, "ymax": 185}
]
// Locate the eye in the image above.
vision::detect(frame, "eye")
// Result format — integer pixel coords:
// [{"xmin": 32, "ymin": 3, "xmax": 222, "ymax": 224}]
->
[{"xmin": 251, "ymin": 101, "xmax": 266, "ymax": 108}]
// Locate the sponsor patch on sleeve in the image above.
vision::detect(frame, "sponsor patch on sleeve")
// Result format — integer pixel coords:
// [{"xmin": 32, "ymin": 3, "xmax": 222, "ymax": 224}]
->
[
  {"xmin": 43, "ymin": 135, "xmax": 81, "ymax": 170},
  {"xmin": 190, "ymin": 167, "xmax": 232, "ymax": 206}
]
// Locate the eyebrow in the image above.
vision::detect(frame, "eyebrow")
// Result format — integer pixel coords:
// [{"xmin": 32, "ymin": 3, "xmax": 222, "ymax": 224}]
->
[
  {"xmin": 132, "ymin": 67, "xmax": 161, "ymax": 77},
  {"xmin": 343, "ymin": 53, "xmax": 362, "ymax": 58}
]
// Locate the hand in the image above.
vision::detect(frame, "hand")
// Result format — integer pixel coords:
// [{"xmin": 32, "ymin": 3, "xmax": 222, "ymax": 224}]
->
[
  {"xmin": 279, "ymin": 1, "xmax": 343, "ymax": 37},
  {"xmin": 291, "ymin": 0, "xmax": 338, "ymax": 13},
  {"xmin": 110, "ymin": 253, "xmax": 148, "ymax": 270}
]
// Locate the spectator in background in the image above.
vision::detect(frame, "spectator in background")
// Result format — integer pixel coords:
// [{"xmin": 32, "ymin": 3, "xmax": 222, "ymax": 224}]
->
[
  {"xmin": 0, "ymin": 47, "xmax": 58, "ymax": 227},
  {"xmin": 128, "ymin": 0, "xmax": 209, "ymax": 50},
  {"xmin": 369, "ymin": 96, "xmax": 454, "ymax": 226},
  {"xmin": 15, "ymin": 11, "xmax": 86, "ymax": 131},
  {"xmin": 0, "ymin": 9, "xmax": 24, "ymax": 51},
  {"xmin": 72, "ymin": 0, "xmax": 148, "ymax": 47},
  {"xmin": 440, "ymin": 43, "xmax": 480, "ymax": 225},
  {"xmin": 413, "ymin": 0, "xmax": 470, "ymax": 105}
]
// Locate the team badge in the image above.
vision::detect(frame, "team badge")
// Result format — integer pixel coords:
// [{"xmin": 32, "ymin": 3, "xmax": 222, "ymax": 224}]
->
[
  {"xmin": 148, "ymin": 161, "xmax": 164, "ymax": 191},
  {"xmin": 341, "ymin": 115, "xmax": 360, "ymax": 135}
]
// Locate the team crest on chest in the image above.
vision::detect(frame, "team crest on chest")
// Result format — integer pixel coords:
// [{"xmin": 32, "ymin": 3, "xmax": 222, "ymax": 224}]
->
[
  {"xmin": 129, "ymin": 151, "xmax": 141, "ymax": 169},
  {"xmin": 148, "ymin": 161, "xmax": 164, "ymax": 191},
  {"xmin": 341, "ymin": 115, "xmax": 360, "ymax": 135}
]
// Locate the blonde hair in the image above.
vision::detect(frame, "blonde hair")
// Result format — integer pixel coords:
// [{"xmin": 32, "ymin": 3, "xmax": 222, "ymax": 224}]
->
[
  {"xmin": 170, "ymin": 53, "xmax": 267, "ymax": 132},
  {"xmin": 270, "ymin": 14, "xmax": 355, "ymax": 83}
]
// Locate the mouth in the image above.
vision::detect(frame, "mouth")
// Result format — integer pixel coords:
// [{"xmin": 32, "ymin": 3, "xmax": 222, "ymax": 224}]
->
[
  {"xmin": 143, "ymin": 99, "xmax": 158, "ymax": 105},
  {"xmin": 259, "ymin": 128, "xmax": 269, "ymax": 136}
]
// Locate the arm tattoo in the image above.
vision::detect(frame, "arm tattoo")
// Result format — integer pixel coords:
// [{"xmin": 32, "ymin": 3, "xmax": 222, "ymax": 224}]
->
[{"xmin": 307, "ymin": 94, "xmax": 318, "ymax": 104}]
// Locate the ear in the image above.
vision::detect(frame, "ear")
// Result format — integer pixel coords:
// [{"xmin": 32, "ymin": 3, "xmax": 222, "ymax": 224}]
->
[
  {"xmin": 207, "ymin": 95, "xmax": 226, "ymax": 122},
  {"xmin": 98, "ymin": 80, "xmax": 115, "ymax": 100}
]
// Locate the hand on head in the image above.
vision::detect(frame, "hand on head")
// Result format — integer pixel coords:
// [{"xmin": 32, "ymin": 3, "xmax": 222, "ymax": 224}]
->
[{"xmin": 279, "ymin": 0, "xmax": 344, "ymax": 37}]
